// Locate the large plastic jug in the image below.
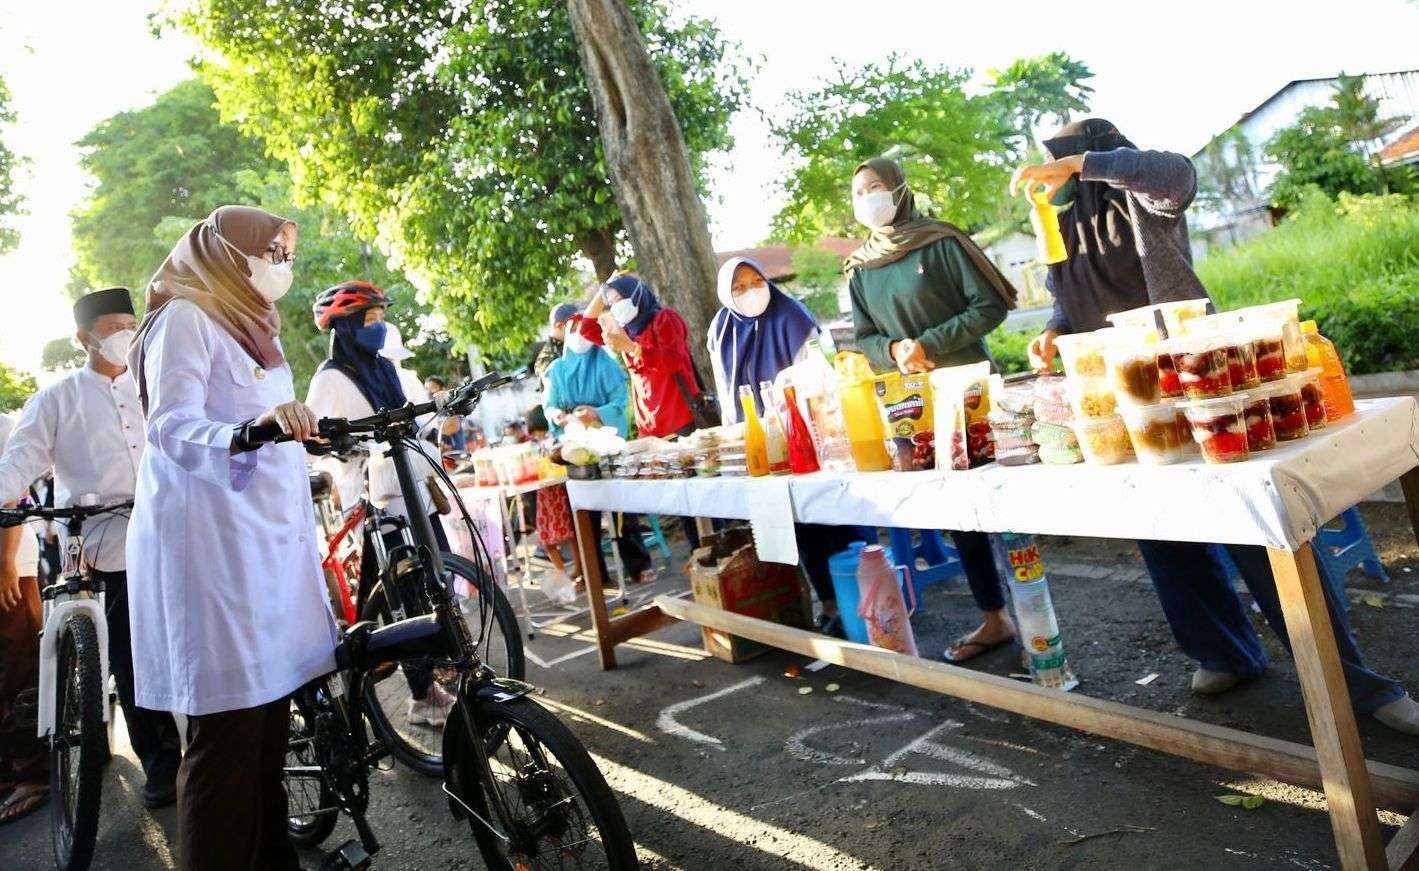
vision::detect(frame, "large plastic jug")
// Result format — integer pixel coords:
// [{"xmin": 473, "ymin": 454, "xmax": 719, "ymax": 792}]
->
[
  {"xmin": 856, "ymin": 545, "xmax": 917, "ymax": 656},
  {"xmin": 1029, "ymin": 190, "xmax": 1068, "ymax": 264},
  {"xmin": 835, "ymin": 352, "xmax": 891, "ymax": 472},
  {"xmin": 1300, "ymin": 320, "xmax": 1354, "ymax": 421}
]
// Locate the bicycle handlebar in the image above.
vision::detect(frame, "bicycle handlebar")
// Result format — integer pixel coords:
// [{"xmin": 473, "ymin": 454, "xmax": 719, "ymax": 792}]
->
[
  {"xmin": 0, "ymin": 500, "xmax": 134, "ymax": 529},
  {"xmin": 243, "ymin": 371, "xmax": 515, "ymax": 449}
]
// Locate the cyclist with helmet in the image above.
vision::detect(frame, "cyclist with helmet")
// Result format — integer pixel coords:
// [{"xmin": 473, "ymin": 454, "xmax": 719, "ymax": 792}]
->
[{"xmin": 306, "ymin": 281, "xmax": 455, "ymax": 728}]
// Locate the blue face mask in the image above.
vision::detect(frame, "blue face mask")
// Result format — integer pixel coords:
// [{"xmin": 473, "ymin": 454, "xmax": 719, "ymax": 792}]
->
[{"xmin": 354, "ymin": 321, "xmax": 388, "ymax": 355}]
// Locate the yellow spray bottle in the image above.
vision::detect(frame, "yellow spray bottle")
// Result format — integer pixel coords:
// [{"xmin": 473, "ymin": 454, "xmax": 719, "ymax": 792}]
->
[{"xmin": 1029, "ymin": 189, "xmax": 1068, "ymax": 264}]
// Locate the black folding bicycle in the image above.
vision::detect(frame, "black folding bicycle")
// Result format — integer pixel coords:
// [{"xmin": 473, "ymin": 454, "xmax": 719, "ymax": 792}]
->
[{"xmin": 247, "ymin": 373, "xmax": 638, "ymax": 870}]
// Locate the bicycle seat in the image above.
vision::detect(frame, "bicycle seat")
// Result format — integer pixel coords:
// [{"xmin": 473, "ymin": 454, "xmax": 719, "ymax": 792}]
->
[
  {"xmin": 335, "ymin": 614, "xmax": 445, "ymax": 671},
  {"xmin": 309, "ymin": 471, "xmax": 335, "ymax": 502}
]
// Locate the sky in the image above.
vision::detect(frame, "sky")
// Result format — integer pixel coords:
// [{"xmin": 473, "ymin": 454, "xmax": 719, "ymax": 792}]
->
[{"xmin": 1, "ymin": 0, "xmax": 1417, "ymax": 373}]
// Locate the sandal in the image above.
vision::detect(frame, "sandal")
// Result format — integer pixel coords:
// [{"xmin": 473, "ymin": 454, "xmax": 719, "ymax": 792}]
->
[
  {"xmin": 944, "ymin": 632, "xmax": 1016, "ymax": 664},
  {"xmin": 0, "ymin": 783, "xmax": 48, "ymax": 827}
]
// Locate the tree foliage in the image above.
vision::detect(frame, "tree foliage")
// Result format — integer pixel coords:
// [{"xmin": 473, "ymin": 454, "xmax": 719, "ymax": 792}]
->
[
  {"xmin": 171, "ymin": 0, "xmax": 750, "ymax": 360},
  {"xmin": 40, "ymin": 338, "xmax": 85, "ymax": 372},
  {"xmin": 788, "ymin": 245, "xmax": 847, "ymax": 319},
  {"xmin": 771, "ymin": 53, "xmax": 1094, "ymax": 243},
  {"xmin": 0, "ymin": 74, "xmax": 24, "ymax": 255},
  {"xmin": 1194, "ymin": 127, "xmax": 1262, "ymax": 214},
  {"xmin": 69, "ymin": 79, "xmax": 457, "ymax": 394},
  {"xmin": 0, "ymin": 362, "xmax": 37, "ymax": 413}
]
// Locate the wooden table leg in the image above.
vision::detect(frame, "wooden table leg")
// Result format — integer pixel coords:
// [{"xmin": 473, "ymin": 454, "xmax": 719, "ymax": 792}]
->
[
  {"xmin": 574, "ymin": 509, "xmax": 617, "ymax": 670},
  {"xmin": 1400, "ymin": 467, "xmax": 1419, "ymax": 549},
  {"xmin": 1269, "ymin": 543, "xmax": 1386, "ymax": 869}
]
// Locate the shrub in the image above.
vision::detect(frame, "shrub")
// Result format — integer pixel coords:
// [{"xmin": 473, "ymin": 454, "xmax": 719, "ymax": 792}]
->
[{"xmin": 987, "ymin": 328, "xmax": 1033, "ymax": 375}]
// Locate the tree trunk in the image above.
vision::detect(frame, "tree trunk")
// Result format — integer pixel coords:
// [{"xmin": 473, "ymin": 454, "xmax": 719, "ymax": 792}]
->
[
  {"xmin": 567, "ymin": 0, "xmax": 719, "ymax": 378},
  {"xmin": 575, "ymin": 225, "xmax": 620, "ymax": 282}
]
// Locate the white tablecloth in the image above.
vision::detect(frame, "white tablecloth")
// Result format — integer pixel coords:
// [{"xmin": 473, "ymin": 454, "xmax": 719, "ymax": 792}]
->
[{"xmin": 567, "ymin": 397, "xmax": 1419, "ymax": 552}]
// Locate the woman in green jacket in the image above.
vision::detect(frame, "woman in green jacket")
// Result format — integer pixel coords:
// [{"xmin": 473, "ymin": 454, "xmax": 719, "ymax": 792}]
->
[{"xmin": 846, "ymin": 156, "xmax": 1021, "ymax": 663}]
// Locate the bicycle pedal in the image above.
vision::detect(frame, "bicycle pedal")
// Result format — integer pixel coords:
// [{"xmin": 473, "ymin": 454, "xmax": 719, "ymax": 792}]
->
[{"xmin": 320, "ymin": 840, "xmax": 372, "ymax": 870}]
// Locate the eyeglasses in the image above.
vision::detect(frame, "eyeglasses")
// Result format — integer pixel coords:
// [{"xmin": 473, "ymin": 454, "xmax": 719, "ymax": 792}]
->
[{"xmin": 265, "ymin": 246, "xmax": 296, "ymax": 265}]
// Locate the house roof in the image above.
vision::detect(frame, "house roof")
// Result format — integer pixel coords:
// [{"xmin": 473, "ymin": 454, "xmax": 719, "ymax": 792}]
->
[
  {"xmin": 715, "ymin": 237, "xmax": 861, "ymax": 282},
  {"xmin": 1380, "ymin": 123, "xmax": 1419, "ymax": 165}
]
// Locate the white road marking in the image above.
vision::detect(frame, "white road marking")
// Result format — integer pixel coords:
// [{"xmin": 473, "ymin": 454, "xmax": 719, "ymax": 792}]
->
[
  {"xmin": 656, "ymin": 677, "xmax": 766, "ymax": 749},
  {"xmin": 784, "ymin": 710, "xmax": 916, "ymax": 766},
  {"xmin": 841, "ymin": 720, "xmax": 1034, "ymax": 790},
  {"xmin": 1015, "ymin": 803, "xmax": 1048, "ymax": 823}
]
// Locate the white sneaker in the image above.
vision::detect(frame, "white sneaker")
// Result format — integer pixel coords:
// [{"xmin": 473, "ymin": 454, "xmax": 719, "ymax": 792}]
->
[{"xmin": 407, "ymin": 684, "xmax": 455, "ymax": 727}]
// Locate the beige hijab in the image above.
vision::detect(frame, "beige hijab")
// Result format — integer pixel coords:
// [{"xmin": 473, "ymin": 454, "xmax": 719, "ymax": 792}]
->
[
  {"xmin": 843, "ymin": 157, "xmax": 1018, "ymax": 310},
  {"xmin": 131, "ymin": 206, "xmax": 295, "ymax": 411}
]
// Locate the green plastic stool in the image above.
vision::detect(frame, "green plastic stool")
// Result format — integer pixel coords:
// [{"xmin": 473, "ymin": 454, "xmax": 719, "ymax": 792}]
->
[{"xmin": 642, "ymin": 515, "xmax": 671, "ymax": 558}]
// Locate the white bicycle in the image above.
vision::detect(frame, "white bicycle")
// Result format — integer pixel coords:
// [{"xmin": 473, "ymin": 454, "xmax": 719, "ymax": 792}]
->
[{"xmin": 0, "ymin": 495, "xmax": 130, "ymax": 871}]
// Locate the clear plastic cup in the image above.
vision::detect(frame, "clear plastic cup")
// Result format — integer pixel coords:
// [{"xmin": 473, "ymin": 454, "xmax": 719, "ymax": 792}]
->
[
  {"xmin": 1238, "ymin": 299, "xmax": 1307, "ymax": 374},
  {"xmin": 1105, "ymin": 299, "xmax": 1208, "ymax": 340},
  {"xmin": 1164, "ymin": 399, "xmax": 1199, "ymax": 454},
  {"xmin": 1119, "ymin": 403, "xmax": 1185, "ymax": 465},
  {"xmin": 1181, "ymin": 395, "xmax": 1249, "ymax": 464},
  {"xmin": 1054, "ymin": 331, "xmax": 1112, "ymax": 381},
  {"xmin": 1185, "ymin": 317, "xmax": 1261, "ymax": 391},
  {"xmin": 1105, "ymin": 345, "xmax": 1162, "ymax": 406},
  {"xmin": 1237, "ymin": 389, "xmax": 1276, "ymax": 452},
  {"xmin": 1246, "ymin": 326, "xmax": 1288, "ymax": 383},
  {"xmin": 1298, "ymin": 368, "xmax": 1328, "ymax": 430},
  {"xmin": 1068, "ymin": 377, "xmax": 1119, "ymax": 419},
  {"xmin": 1154, "ymin": 340, "xmax": 1182, "ymax": 398},
  {"xmin": 1073, "ymin": 414, "xmax": 1135, "ymax": 466},
  {"xmin": 1265, "ymin": 376, "xmax": 1310, "ymax": 442},
  {"xmin": 1170, "ymin": 336, "xmax": 1234, "ymax": 399}
]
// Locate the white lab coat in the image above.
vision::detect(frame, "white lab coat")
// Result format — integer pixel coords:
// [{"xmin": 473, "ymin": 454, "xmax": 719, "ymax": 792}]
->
[
  {"xmin": 126, "ymin": 299, "xmax": 339, "ymax": 716},
  {"xmin": 304, "ymin": 365, "xmax": 436, "ymax": 518}
]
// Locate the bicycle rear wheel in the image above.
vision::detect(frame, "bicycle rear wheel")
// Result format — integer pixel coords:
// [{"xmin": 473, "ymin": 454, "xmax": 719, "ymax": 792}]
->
[
  {"xmin": 362, "ymin": 552, "xmax": 524, "ymax": 777},
  {"xmin": 284, "ymin": 700, "xmax": 338, "ymax": 847},
  {"xmin": 50, "ymin": 614, "xmax": 105, "ymax": 871},
  {"xmin": 446, "ymin": 695, "xmax": 638, "ymax": 870}
]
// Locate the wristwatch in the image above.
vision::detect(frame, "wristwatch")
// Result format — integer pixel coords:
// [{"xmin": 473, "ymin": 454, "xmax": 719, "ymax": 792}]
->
[{"xmin": 230, "ymin": 418, "xmax": 259, "ymax": 454}]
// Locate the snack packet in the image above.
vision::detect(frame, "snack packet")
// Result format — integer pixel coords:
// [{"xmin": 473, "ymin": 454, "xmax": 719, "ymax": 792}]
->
[{"xmin": 872, "ymin": 372, "xmax": 935, "ymax": 471}]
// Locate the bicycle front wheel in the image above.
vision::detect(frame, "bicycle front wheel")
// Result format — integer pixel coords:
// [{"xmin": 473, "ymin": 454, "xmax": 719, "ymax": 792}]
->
[
  {"xmin": 361, "ymin": 552, "xmax": 524, "ymax": 777},
  {"xmin": 447, "ymin": 696, "xmax": 638, "ymax": 870},
  {"xmin": 50, "ymin": 614, "xmax": 105, "ymax": 871}
]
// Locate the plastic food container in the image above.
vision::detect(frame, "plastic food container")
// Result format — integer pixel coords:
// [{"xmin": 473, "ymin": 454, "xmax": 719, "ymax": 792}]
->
[
  {"xmin": 1054, "ymin": 332, "xmax": 1111, "ymax": 381},
  {"xmin": 1249, "ymin": 328, "xmax": 1288, "ymax": 383},
  {"xmin": 1222, "ymin": 338, "xmax": 1261, "ymax": 391},
  {"xmin": 1170, "ymin": 336, "xmax": 1233, "ymax": 399},
  {"xmin": 1074, "ymin": 415, "xmax": 1134, "ymax": 466},
  {"xmin": 1120, "ymin": 403, "xmax": 1185, "ymax": 465},
  {"xmin": 1298, "ymin": 369, "xmax": 1328, "ymax": 430},
  {"xmin": 1106, "ymin": 346, "xmax": 1162, "ymax": 406},
  {"xmin": 1237, "ymin": 390, "xmax": 1276, "ymax": 452},
  {"xmin": 1239, "ymin": 299, "xmax": 1307, "ymax": 374},
  {"xmin": 1155, "ymin": 341, "xmax": 1182, "ymax": 398},
  {"xmin": 1264, "ymin": 378, "xmax": 1309, "ymax": 442},
  {"xmin": 1164, "ymin": 399, "xmax": 1199, "ymax": 455},
  {"xmin": 1106, "ymin": 299, "xmax": 1207, "ymax": 340},
  {"xmin": 1069, "ymin": 378, "xmax": 1119, "ymax": 420},
  {"xmin": 1182, "ymin": 395, "xmax": 1249, "ymax": 464}
]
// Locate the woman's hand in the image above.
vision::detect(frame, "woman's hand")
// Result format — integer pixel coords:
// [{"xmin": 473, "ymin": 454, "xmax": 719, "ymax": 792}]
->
[
  {"xmin": 572, "ymin": 406, "xmax": 602, "ymax": 428},
  {"xmin": 546, "ymin": 407, "xmax": 569, "ymax": 428},
  {"xmin": 1028, "ymin": 329, "xmax": 1060, "ymax": 373},
  {"xmin": 890, "ymin": 339, "xmax": 933, "ymax": 374},
  {"xmin": 1010, "ymin": 154, "xmax": 1085, "ymax": 198},
  {"xmin": 0, "ymin": 561, "xmax": 20, "ymax": 612},
  {"xmin": 599, "ymin": 317, "xmax": 637, "ymax": 356},
  {"xmin": 255, "ymin": 400, "xmax": 319, "ymax": 442}
]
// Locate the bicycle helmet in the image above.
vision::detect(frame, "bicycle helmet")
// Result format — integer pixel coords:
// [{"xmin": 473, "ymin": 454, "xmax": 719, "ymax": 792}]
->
[{"xmin": 313, "ymin": 280, "xmax": 392, "ymax": 331}]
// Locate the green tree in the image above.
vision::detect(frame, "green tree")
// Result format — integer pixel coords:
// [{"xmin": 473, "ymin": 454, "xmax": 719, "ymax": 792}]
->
[
  {"xmin": 70, "ymin": 80, "xmax": 456, "ymax": 394},
  {"xmin": 69, "ymin": 78, "xmax": 281, "ymax": 297},
  {"xmin": 787, "ymin": 245, "xmax": 847, "ymax": 320},
  {"xmin": 0, "ymin": 362, "xmax": 37, "ymax": 413},
  {"xmin": 987, "ymin": 52, "xmax": 1095, "ymax": 158},
  {"xmin": 0, "ymin": 74, "xmax": 24, "ymax": 254},
  {"xmin": 771, "ymin": 55, "xmax": 1012, "ymax": 243},
  {"xmin": 40, "ymin": 338, "xmax": 85, "ymax": 372},
  {"xmin": 171, "ymin": 0, "xmax": 750, "ymax": 360},
  {"xmin": 1194, "ymin": 127, "xmax": 1262, "ymax": 213},
  {"xmin": 1265, "ymin": 104, "xmax": 1383, "ymax": 209}
]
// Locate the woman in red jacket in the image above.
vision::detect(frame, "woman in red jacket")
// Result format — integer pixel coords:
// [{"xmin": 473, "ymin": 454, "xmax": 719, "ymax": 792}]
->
[{"xmin": 581, "ymin": 273, "xmax": 699, "ymax": 438}]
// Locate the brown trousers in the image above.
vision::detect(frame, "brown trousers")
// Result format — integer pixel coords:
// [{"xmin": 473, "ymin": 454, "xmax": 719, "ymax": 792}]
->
[
  {"xmin": 0, "ymin": 575, "xmax": 45, "ymax": 785},
  {"xmin": 177, "ymin": 696, "xmax": 298, "ymax": 871}
]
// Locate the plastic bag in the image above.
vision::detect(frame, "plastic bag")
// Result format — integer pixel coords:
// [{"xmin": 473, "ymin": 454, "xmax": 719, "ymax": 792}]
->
[{"xmin": 541, "ymin": 568, "xmax": 577, "ymax": 606}]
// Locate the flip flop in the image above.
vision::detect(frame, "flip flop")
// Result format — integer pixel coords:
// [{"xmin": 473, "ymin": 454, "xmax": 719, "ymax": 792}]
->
[
  {"xmin": 0, "ymin": 783, "xmax": 49, "ymax": 827},
  {"xmin": 944, "ymin": 633, "xmax": 1016, "ymax": 664}
]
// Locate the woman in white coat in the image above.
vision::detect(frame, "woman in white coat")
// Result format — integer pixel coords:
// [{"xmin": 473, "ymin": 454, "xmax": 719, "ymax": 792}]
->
[{"xmin": 127, "ymin": 205, "xmax": 338, "ymax": 871}]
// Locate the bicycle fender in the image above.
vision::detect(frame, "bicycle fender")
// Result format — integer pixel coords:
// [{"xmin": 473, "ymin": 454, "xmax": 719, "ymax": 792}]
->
[
  {"xmin": 475, "ymin": 678, "xmax": 536, "ymax": 704},
  {"xmin": 439, "ymin": 681, "xmax": 537, "ymax": 821},
  {"xmin": 37, "ymin": 599, "xmax": 110, "ymax": 737}
]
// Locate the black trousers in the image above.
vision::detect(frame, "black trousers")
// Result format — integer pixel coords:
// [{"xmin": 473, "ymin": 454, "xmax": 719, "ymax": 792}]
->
[
  {"xmin": 588, "ymin": 511, "xmax": 652, "ymax": 580},
  {"xmin": 93, "ymin": 569, "xmax": 181, "ymax": 781},
  {"xmin": 178, "ymin": 696, "xmax": 297, "ymax": 871}
]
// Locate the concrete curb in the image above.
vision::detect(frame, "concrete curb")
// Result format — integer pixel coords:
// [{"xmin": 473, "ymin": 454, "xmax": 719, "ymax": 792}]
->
[{"xmin": 1350, "ymin": 369, "xmax": 1419, "ymax": 397}]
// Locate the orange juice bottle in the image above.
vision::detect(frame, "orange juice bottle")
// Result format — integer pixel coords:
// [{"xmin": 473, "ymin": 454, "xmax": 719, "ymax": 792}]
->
[
  {"xmin": 1029, "ymin": 190, "xmax": 1068, "ymax": 264},
  {"xmin": 739, "ymin": 384, "xmax": 769, "ymax": 477},
  {"xmin": 1300, "ymin": 320, "xmax": 1354, "ymax": 421},
  {"xmin": 759, "ymin": 380, "xmax": 791, "ymax": 475}
]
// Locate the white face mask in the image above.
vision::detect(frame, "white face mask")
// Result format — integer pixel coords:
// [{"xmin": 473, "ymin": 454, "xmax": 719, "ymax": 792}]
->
[
  {"xmin": 94, "ymin": 329, "xmax": 135, "ymax": 368},
  {"xmin": 564, "ymin": 331, "xmax": 591, "ymax": 354},
  {"xmin": 853, "ymin": 186, "xmax": 902, "ymax": 229},
  {"xmin": 609, "ymin": 298, "xmax": 638, "ymax": 327},
  {"xmin": 212, "ymin": 225, "xmax": 295, "ymax": 302},
  {"xmin": 734, "ymin": 283, "xmax": 770, "ymax": 318}
]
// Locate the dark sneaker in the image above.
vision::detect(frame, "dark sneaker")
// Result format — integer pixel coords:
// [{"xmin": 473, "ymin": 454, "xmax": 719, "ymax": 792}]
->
[{"xmin": 142, "ymin": 769, "xmax": 177, "ymax": 809}]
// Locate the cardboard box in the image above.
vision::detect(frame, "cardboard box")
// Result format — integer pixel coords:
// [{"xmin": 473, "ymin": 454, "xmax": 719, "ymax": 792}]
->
[{"xmin": 689, "ymin": 526, "xmax": 812, "ymax": 663}]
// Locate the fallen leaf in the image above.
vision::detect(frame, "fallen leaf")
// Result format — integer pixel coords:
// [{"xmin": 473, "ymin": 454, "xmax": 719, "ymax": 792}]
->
[
  {"xmin": 1241, "ymin": 796, "xmax": 1264, "ymax": 810},
  {"xmin": 825, "ymin": 683, "xmax": 841, "ymax": 693},
  {"xmin": 1215, "ymin": 794, "xmax": 1263, "ymax": 810},
  {"xmin": 1362, "ymin": 594, "xmax": 1385, "ymax": 609},
  {"xmin": 797, "ymin": 686, "xmax": 813, "ymax": 695},
  {"xmin": 892, "ymin": 765, "xmax": 909, "ymax": 777},
  {"xmin": 1215, "ymin": 795, "xmax": 1244, "ymax": 807},
  {"xmin": 611, "ymin": 606, "xmax": 629, "ymax": 616}
]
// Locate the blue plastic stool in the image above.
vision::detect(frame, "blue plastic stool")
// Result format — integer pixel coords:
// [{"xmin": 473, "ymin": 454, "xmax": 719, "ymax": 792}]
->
[
  {"xmin": 884, "ymin": 528, "xmax": 962, "ymax": 600},
  {"xmin": 1207, "ymin": 536, "xmax": 1360, "ymax": 617},
  {"xmin": 1315, "ymin": 507, "xmax": 1389, "ymax": 586},
  {"xmin": 642, "ymin": 515, "xmax": 671, "ymax": 558}
]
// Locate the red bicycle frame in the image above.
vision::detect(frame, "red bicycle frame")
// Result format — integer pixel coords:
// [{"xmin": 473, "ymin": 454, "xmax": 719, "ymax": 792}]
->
[{"xmin": 322, "ymin": 501, "xmax": 367, "ymax": 624}]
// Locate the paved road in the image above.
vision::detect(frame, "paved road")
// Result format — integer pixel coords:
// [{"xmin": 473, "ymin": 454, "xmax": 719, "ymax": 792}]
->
[{"xmin": 6, "ymin": 506, "xmax": 1418, "ymax": 869}]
